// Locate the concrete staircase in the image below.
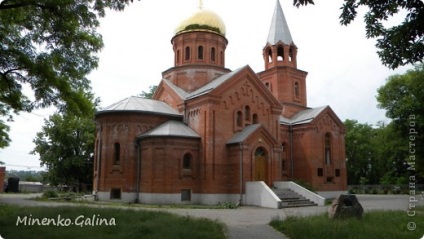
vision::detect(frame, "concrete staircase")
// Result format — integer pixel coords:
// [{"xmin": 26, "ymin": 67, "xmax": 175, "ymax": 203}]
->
[{"xmin": 272, "ymin": 188, "xmax": 317, "ymax": 208}]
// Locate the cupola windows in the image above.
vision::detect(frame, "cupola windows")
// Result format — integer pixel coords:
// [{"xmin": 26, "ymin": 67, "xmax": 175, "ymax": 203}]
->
[
  {"xmin": 211, "ymin": 47, "xmax": 216, "ymax": 62},
  {"xmin": 185, "ymin": 46, "xmax": 191, "ymax": 61},
  {"xmin": 198, "ymin": 45, "xmax": 204, "ymax": 60}
]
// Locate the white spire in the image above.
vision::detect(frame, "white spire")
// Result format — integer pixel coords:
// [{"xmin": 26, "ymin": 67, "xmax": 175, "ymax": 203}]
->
[{"xmin": 266, "ymin": 0, "xmax": 293, "ymax": 45}]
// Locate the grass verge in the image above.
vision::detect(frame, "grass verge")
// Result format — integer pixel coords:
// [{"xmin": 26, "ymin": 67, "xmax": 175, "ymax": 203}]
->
[
  {"xmin": 270, "ymin": 207, "xmax": 424, "ymax": 239},
  {"xmin": 0, "ymin": 205, "xmax": 226, "ymax": 239}
]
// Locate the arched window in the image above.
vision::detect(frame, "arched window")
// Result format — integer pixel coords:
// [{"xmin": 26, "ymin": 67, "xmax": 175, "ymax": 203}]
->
[
  {"xmin": 277, "ymin": 46, "xmax": 284, "ymax": 61},
  {"xmin": 268, "ymin": 48, "xmax": 273, "ymax": 63},
  {"xmin": 220, "ymin": 51, "xmax": 224, "ymax": 65},
  {"xmin": 211, "ymin": 47, "xmax": 216, "ymax": 62},
  {"xmin": 176, "ymin": 50, "xmax": 180, "ymax": 64},
  {"xmin": 236, "ymin": 111, "xmax": 243, "ymax": 127},
  {"xmin": 325, "ymin": 133, "xmax": 331, "ymax": 165},
  {"xmin": 244, "ymin": 106, "xmax": 251, "ymax": 121},
  {"xmin": 183, "ymin": 153, "xmax": 192, "ymax": 169},
  {"xmin": 198, "ymin": 45, "xmax": 204, "ymax": 60},
  {"xmin": 252, "ymin": 114, "xmax": 258, "ymax": 124},
  {"xmin": 114, "ymin": 142, "xmax": 120, "ymax": 165},
  {"xmin": 185, "ymin": 46, "xmax": 191, "ymax": 61},
  {"xmin": 294, "ymin": 82, "xmax": 299, "ymax": 98},
  {"xmin": 289, "ymin": 46, "xmax": 295, "ymax": 62}
]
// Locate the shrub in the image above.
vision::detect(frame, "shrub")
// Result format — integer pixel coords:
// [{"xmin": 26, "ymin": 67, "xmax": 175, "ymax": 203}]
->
[{"xmin": 42, "ymin": 190, "xmax": 58, "ymax": 198}]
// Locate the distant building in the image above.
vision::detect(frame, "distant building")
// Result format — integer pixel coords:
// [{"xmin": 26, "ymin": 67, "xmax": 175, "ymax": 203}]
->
[
  {"xmin": 19, "ymin": 181, "xmax": 44, "ymax": 193},
  {"xmin": 93, "ymin": 1, "xmax": 347, "ymax": 204}
]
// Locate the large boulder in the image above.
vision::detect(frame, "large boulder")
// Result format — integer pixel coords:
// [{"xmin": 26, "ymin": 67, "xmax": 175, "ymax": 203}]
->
[{"xmin": 328, "ymin": 194, "xmax": 364, "ymax": 219}]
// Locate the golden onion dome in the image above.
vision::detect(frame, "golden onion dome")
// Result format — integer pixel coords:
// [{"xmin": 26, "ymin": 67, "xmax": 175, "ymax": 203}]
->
[{"xmin": 175, "ymin": 9, "xmax": 226, "ymax": 36}]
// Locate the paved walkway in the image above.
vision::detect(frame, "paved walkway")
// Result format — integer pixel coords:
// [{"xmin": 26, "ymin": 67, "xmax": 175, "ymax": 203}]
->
[{"xmin": 1, "ymin": 193, "xmax": 423, "ymax": 239}]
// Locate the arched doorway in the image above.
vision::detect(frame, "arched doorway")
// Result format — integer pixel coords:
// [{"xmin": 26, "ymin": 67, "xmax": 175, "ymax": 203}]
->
[{"xmin": 254, "ymin": 147, "xmax": 267, "ymax": 182}]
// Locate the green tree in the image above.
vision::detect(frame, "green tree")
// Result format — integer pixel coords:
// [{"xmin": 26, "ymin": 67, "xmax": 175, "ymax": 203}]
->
[
  {"xmin": 139, "ymin": 85, "xmax": 158, "ymax": 99},
  {"xmin": 294, "ymin": 0, "xmax": 424, "ymax": 69},
  {"xmin": 0, "ymin": 0, "xmax": 135, "ymax": 148},
  {"xmin": 344, "ymin": 119, "xmax": 376, "ymax": 184},
  {"xmin": 31, "ymin": 97, "xmax": 97, "ymax": 191},
  {"xmin": 377, "ymin": 63, "xmax": 424, "ymax": 177}
]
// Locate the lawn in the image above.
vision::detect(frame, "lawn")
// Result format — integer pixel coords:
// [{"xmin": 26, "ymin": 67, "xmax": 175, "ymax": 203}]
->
[
  {"xmin": 0, "ymin": 205, "xmax": 227, "ymax": 239},
  {"xmin": 270, "ymin": 207, "xmax": 424, "ymax": 239}
]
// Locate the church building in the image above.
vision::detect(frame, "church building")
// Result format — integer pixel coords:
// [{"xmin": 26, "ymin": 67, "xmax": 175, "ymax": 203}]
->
[{"xmin": 93, "ymin": 1, "xmax": 347, "ymax": 205}]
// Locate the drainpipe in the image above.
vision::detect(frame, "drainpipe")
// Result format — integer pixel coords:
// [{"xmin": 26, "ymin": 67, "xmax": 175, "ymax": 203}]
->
[
  {"xmin": 289, "ymin": 124, "xmax": 294, "ymax": 180},
  {"xmin": 239, "ymin": 142, "xmax": 243, "ymax": 205},
  {"xmin": 135, "ymin": 140, "xmax": 141, "ymax": 203}
]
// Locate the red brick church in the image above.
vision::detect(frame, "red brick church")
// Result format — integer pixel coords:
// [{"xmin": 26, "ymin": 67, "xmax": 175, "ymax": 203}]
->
[{"xmin": 93, "ymin": 1, "xmax": 347, "ymax": 204}]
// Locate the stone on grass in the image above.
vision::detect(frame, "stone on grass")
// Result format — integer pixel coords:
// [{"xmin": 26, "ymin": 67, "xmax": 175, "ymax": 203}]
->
[{"xmin": 328, "ymin": 194, "xmax": 364, "ymax": 219}]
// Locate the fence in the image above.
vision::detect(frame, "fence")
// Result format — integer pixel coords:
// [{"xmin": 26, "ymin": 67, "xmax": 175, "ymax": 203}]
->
[{"xmin": 348, "ymin": 184, "xmax": 424, "ymax": 195}]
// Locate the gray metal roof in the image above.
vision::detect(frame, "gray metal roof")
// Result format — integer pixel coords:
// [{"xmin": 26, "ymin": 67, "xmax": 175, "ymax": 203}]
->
[
  {"xmin": 162, "ymin": 78, "xmax": 188, "ymax": 99},
  {"xmin": 280, "ymin": 106, "xmax": 327, "ymax": 125},
  {"xmin": 138, "ymin": 120, "xmax": 200, "ymax": 139},
  {"xmin": 227, "ymin": 124, "xmax": 262, "ymax": 144},
  {"xmin": 186, "ymin": 66, "xmax": 246, "ymax": 100},
  {"xmin": 96, "ymin": 96, "xmax": 182, "ymax": 117},
  {"xmin": 267, "ymin": 0, "xmax": 293, "ymax": 45}
]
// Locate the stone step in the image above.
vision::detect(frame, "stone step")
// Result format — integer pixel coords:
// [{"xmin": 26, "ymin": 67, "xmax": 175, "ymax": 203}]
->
[{"xmin": 272, "ymin": 188, "xmax": 317, "ymax": 208}]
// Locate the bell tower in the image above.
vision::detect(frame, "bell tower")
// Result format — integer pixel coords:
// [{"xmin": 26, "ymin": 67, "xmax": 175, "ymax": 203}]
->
[{"xmin": 258, "ymin": 0, "xmax": 308, "ymax": 118}]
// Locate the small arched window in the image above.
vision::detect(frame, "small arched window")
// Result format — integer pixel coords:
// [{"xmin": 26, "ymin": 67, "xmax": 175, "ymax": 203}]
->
[
  {"xmin": 114, "ymin": 142, "xmax": 120, "ymax": 165},
  {"xmin": 220, "ymin": 51, "xmax": 224, "ymax": 65},
  {"xmin": 176, "ymin": 50, "xmax": 180, "ymax": 64},
  {"xmin": 236, "ymin": 111, "xmax": 243, "ymax": 127},
  {"xmin": 183, "ymin": 153, "xmax": 192, "ymax": 169},
  {"xmin": 185, "ymin": 46, "xmax": 191, "ymax": 61},
  {"xmin": 198, "ymin": 45, "xmax": 204, "ymax": 60},
  {"xmin": 294, "ymin": 82, "xmax": 299, "ymax": 98},
  {"xmin": 268, "ymin": 48, "xmax": 273, "ymax": 63},
  {"xmin": 211, "ymin": 47, "xmax": 216, "ymax": 62},
  {"xmin": 244, "ymin": 106, "xmax": 251, "ymax": 121},
  {"xmin": 277, "ymin": 46, "xmax": 284, "ymax": 61},
  {"xmin": 252, "ymin": 114, "xmax": 258, "ymax": 124},
  {"xmin": 289, "ymin": 46, "xmax": 295, "ymax": 62},
  {"xmin": 325, "ymin": 133, "xmax": 331, "ymax": 165}
]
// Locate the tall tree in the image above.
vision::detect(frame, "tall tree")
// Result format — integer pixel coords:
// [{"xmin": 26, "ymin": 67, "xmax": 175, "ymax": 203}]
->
[
  {"xmin": 377, "ymin": 63, "xmax": 424, "ymax": 177},
  {"xmin": 294, "ymin": 0, "xmax": 424, "ymax": 69},
  {"xmin": 0, "ymin": 0, "xmax": 135, "ymax": 148},
  {"xmin": 31, "ymin": 95, "xmax": 97, "ymax": 191},
  {"xmin": 344, "ymin": 119, "xmax": 376, "ymax": 184}
]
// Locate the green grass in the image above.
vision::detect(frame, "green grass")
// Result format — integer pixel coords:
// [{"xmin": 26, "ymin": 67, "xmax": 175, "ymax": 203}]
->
[
  {"xmin": 0, "ymin": 205, "xmax": 227, "ymax": 239},
  {"xmin": 270, "ymin": 207, "xmax": 424, "ymax": 239}
]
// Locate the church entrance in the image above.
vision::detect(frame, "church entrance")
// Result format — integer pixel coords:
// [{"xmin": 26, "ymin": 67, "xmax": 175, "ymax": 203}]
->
[{"xmin": 254, "ymin": 147, "xmax": 267, "ymax": 182}]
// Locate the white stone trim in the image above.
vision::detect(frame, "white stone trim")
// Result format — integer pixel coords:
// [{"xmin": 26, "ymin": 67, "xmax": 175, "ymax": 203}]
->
[{"xmin": 245, "ymin": 181, "xmax": 282, "ymax": 209}]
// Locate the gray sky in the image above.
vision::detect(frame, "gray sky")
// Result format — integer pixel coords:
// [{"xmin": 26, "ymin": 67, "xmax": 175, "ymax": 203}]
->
[{"xmin": 0, "ymin": 0, "xmax": 412, "ymax": 171}]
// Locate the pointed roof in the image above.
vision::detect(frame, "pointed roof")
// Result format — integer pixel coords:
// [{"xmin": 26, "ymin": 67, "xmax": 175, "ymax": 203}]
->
[
  {"xmin": 266, "ymin": 0, "xmax": 293, "ymax": 45},
  {"xmin": 138, "ymin": 120, "xmax": 200, "ymax": 139}
]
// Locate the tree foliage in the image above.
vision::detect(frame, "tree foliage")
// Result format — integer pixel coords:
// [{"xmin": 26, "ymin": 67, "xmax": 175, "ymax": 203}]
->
[
  {"xmin": 0, "ymin": 0, "xmax": 135, "ymax": 148},
  {"xmin": 377, "ymin": 63, "xmax": 424, "ymax": 177},
  {"xmin": 139, "ymin": 85, "xmax": 158, "ymax": 99},
  {"xmin": 294, "ymin": 0, "xmax": 424, "ymax": 69},
  {"xmin": 344, "ymin": 119, "xmax": 412, "ymax": 185},
  {"xmin": 31, "ymin": 96, "xmax": 97, "ymax": 189}
]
